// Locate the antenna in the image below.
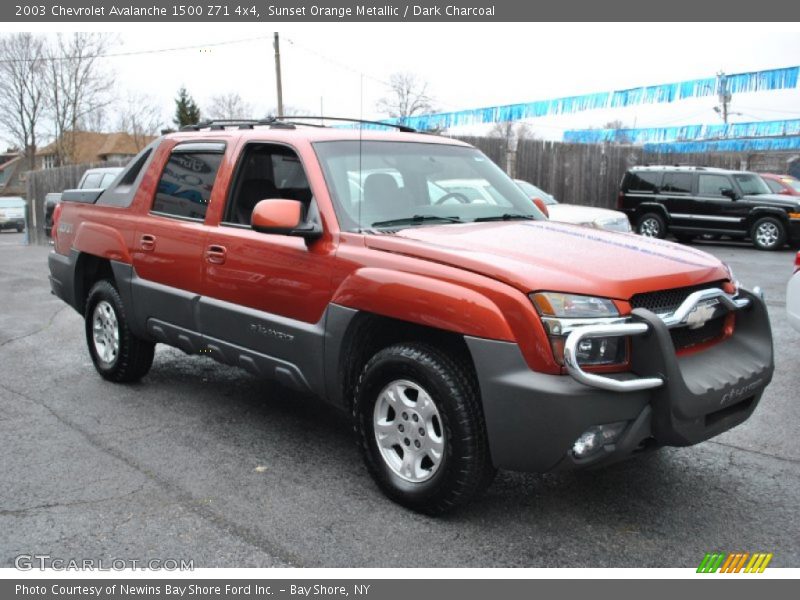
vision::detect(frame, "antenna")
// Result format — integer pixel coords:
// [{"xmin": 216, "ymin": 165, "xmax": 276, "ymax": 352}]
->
[{"xmin": 358, "ymin": 74, "xmax": 364, "ymax": 233}]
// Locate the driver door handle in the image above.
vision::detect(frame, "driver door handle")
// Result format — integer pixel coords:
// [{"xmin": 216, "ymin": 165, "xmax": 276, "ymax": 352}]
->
[{"xmin": 206, "ymin": 244, "xmax": 227, "ymax": 265}]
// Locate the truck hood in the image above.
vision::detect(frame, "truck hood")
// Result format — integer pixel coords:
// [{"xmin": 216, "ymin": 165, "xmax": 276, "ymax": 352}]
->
[{"xmin": 365, "ymin": 221, "xmax": 729, "ymax": 300}]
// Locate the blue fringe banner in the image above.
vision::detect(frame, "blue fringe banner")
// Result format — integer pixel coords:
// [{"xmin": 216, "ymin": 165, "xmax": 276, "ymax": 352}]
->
[
  {"xmin": 564, "ymin": 118, "xmax": 800, "ymax": 144},
  {"xmin": 643, "ymin": 135, "xmax": 800, "ymax": 154},
  {"xmin": 385, "ymin": 66, "xmax": 799, "ymax": 131}
]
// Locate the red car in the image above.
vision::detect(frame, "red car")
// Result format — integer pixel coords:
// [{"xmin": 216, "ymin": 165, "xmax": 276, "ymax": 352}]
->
[
  {"xmin": 760, "ymin": 173, "xmax": 800, "ymax": 196},
  {"xmin": 48, "ymin": 119, "xmax": 774, "ymax": 514}
]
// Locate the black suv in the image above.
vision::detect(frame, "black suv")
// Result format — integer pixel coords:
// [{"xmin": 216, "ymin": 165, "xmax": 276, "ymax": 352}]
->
[{"xmin": 619, "ymin": 166, "xmax": 800, "ymax": 250}]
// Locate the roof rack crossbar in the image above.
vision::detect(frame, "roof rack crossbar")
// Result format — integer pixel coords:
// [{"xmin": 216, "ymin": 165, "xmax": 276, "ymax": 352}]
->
[{"xmin": 179, "ymin": 116, "xmax": 418, "ymax": 133}]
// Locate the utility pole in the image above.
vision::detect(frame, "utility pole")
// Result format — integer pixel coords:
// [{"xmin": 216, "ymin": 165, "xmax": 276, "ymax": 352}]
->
[
  {"xmin": 273, "ymin": 32, "xmax": 284, "ymax": 116},
  {"xmin": 714, "ymin": 71, "xmax": 738, "ymax": 124}
]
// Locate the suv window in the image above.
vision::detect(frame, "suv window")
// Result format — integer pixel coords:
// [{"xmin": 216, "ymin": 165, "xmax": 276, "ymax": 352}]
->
[
  {"xmin": 698, "ymin": 174, "xmax": 733, "ymax": 196},
  {"xmin": 153, "ymin": 151, "xmax": 223, "ymax": 220},
  {"xmin": 626, "ymin": 171, "xmax": 661, "ymax": 192},
  {"xmin": 764, "ymin": 178, "xmax": 784, "ymax": 194},
  {"xmin": 661, "ymin": 172, "xmax": 693, "ymax": 194},
  {"xmin": 81, "ymin": 173, "xmax": 103, "ymax": 188},
  {"xmin": 733, "ymin": 173, "xmax": 771, "ymax": 195}
]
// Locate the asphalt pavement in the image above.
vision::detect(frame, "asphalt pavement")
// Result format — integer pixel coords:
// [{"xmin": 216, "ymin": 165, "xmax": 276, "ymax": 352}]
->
[{"xmin": 1, "ymin": 231, "xmax": 798, "ymax": 568}]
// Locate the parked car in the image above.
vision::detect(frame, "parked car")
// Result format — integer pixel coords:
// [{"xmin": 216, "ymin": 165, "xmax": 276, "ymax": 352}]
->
[
  {"xmin": 619, "ymin": 166, "xmax": 800, "ymax": 250},
  {"xmin": 788, "ymin": 251, "xmax": 800, "ymax": 333},
  {"xmin": 0, "ymin": 196, "xmax": 26, "ymax": 232},
  {"xmin": 760, "ymin": 173, "xmax": 800, "ymax": 197},
  {"xmin": 515, "ymin": 179, "xmax": 632, "ymax": 233},
  {"xmin": 48, "ymin": 121, "xmax": 774, "ymax": 514},
  {"xmin": 44, "ymin": 167, "xmax": 123, "ymax": 237}
]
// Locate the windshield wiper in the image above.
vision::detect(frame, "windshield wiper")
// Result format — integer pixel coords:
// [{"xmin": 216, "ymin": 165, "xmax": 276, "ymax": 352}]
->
[
  {"xmin": 370, "ymin": 215, "xmax": 462, "ymax": 228},
  {"xmin": 473, "ymin": 213, "xmax": 536, "ymax": 222}
]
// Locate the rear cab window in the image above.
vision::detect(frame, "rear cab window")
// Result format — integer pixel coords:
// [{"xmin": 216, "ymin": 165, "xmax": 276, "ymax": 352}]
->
[
  {"xmin": 152, "ymin": 142, "xmax": 225, "ymax": 220},
  {"xmin": 625, "ymin": 171, "xmax": 662, "ymax": 193}
]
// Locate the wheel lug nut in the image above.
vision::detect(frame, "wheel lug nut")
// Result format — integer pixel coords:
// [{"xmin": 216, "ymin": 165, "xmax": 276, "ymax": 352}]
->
[
  {"xmin": 404, "ymin": 438, "xmax": 410, "ymax": 446},
  {"xmin": 398, "ymin": 424, "xmax": 404, "ymax": 432},
  {"xmin": 412, "ymin": 414, "xmax": 419, "ymax": 422},
  {"xmin": 402, "ymin": 412, "xmax": 408, "ymax": 420},
  {"xmin": 419, "ymin": 428, "xmax": 424, "ymax": 436},
  {"xmin": 414, "ymin": 440, "xmax": 421, "ymax": 448}
]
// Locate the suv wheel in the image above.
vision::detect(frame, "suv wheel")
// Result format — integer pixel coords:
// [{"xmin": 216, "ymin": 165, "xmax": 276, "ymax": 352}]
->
[
  {"xmin": 353, "ymin": 343, "xmax": 495, "ymax": 515},
  {"xmin": 751, "ymin": 217, "xmax": 786, "ymax": 251},
  {"xmin": 637, "ymin": 213, "xmax": 666, "ymax": 238},
  {"xmin": 85, "ymin": 280, "xmax": 155, "ymax": 382}
]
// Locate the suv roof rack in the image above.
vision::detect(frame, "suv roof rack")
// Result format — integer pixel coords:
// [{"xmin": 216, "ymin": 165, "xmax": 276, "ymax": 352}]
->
[
  {"xmin": 180, "ymin": 116, "xmax": 418, "ymax": 133},
  {"xmin": 274, "ymin": 116, "xmax": 417, "ymax": 133}
]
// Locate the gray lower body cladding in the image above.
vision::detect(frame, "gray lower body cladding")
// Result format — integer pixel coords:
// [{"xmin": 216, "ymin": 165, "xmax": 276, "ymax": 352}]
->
[{"xmin": 466, "ymin": 289, "xmax": 773, "ymax": 473}]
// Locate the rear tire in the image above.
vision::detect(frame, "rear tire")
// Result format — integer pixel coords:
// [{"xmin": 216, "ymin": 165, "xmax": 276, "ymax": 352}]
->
[
  {"xmin": 85, "ymin": 280, "xmax": 155, "ymax": 383},
  {"xmin": 637, "ymin": 213, "xmax": 666, "ymax": 239},
  {"xmin": 353, "ymin": 342, "xmax": 495, "ymax": 515},
  {"xmin": 750, "ymin": 217, "xmax": 786, "ymax": 251}
]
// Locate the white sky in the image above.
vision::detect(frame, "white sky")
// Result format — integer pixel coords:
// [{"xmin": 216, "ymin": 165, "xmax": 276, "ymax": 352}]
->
[{"xmin": 2, "ymin": 22, "xmax": 800, "ymax": 142}]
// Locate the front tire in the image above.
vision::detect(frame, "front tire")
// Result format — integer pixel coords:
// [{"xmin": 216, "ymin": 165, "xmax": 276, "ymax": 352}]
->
[
  {"xmin": 751, "ymin": 217, "xmax": 786, "ymax": 251},
  {"xmin": 637, "ymin": 212, "xmax": 666, "ymax": 238},
  {"xmin": 85, "ymin": 280, "xmax": 155, "ymax": 383},
  {"xmin": 353, "ymin": 343, "xmax": 495, "ymax": 515}
]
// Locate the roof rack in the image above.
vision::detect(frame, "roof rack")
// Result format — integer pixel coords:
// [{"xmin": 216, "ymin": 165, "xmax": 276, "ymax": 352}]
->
[
  {"xmin": 180, "ymin": 116, "xmax": 418, "ymax": 133},
  {"xmin": 274, "ymin": 116, "xmax": 417, "ymax": 133}
]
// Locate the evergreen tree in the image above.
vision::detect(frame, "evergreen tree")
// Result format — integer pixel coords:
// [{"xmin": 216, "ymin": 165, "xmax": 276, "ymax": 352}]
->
[{"xmin": 173, "ymin": 86, "xmax": 201, "ymax": 128}]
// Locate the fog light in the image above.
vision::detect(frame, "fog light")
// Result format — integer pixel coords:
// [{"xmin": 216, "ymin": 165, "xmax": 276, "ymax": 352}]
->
[{"xmin": 572, "ymin": 421, "xmax": 628, "ymax": 458}]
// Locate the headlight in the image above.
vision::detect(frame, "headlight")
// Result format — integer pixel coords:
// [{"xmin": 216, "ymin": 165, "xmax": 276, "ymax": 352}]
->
[
  {"xmin": 531, "ymin": 292, "xmax": 629, "ymax": 368},
  {"xmin": 531, "ymin": 292, "xmax": 618, "ymax": 318},
  {"xmin": 594, "ymin": 216, "xmax": 632, "ymax": 233}
]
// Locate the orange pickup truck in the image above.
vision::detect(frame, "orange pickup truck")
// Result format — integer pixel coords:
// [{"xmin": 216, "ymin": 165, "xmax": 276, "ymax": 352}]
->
[{"xmin": 48, "ymin": 119, "xmax": 774, "ymax": 514}]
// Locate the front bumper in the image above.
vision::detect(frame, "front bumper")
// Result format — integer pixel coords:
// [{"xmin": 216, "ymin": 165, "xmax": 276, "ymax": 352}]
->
[{"xmin": 465, "ymin": 289, "xmax": 773, "ymax": 472}]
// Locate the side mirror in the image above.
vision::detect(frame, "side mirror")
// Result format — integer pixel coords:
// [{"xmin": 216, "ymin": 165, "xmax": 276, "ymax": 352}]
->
[
  {"xmin": 251, "ymin": 199, "xmax": 321, "ymax": 239},
  {"xmin": 532, "ymin": 197, "xmax": 549, "ymax": 218},
  {"xmin": 720, "ymin": 188, "xmax": 738, "ymax": 200}
]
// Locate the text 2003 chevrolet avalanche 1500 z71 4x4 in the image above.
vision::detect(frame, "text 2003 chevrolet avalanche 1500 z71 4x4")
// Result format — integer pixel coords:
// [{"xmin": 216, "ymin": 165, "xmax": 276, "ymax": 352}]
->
[{"xmin": 48, "ymin": 119, "xmax": 775, "ymax": 514}]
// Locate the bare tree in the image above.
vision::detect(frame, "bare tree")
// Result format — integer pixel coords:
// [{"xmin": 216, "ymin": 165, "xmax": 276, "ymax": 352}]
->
[
  {"xmin": 116, "ymin": 93, "xmax": 164, "ymax": 150},
  {"xmin": 489, "ymin": 121, "xmax": 533, "ymax": 149},
  {"xmin": 205, "ymin": 92, "xmax": 253, "ymax": 120},
  {"xmin": 47, "ymin": 32, "xmax": 116, "ymax": 165},
  {"xmin": 265, "ymin": 105, "xmax": 311, "ymax": 118},
  {"xmin": 602, "ymin": 120, "xmax": 631, "ymax": 144},
  {"xmin": 376, "ymin": 72, "xmax": 436, "ymax": 119},
  {"xmin": 0, "ymin": 33, "xmax": 47, "ymax": 170}
]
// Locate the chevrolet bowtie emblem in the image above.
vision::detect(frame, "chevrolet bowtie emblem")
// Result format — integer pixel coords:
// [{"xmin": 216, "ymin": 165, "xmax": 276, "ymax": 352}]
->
[{"xmin": 685, "ymin": 298, "xmax": 721, "ymax": 329}]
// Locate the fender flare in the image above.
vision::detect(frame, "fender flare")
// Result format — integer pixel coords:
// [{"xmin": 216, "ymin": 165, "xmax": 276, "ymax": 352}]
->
[
  {"xmin": 73, "ymin": 221, "xmax": 132, "ymax": 264},
  {"xmin": 746, "ymin": 207, "xmax": 791, "ymax": 230},
  {"xmin": 633, "ymin": 202, "xmax": 670, "ymax": 224},
  {"xmin": 331, "ymin": 267, "xmax": 515, "ymax": 342}
]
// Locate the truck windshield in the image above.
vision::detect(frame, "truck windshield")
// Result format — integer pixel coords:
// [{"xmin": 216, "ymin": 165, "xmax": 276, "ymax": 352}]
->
[
  {"xmin": 313, "ymin": 140, "xmax": 543, "ymax": 231},
  {"xmin": 733, "ymin": 174, "xmax": 771, "ymax": 195}
]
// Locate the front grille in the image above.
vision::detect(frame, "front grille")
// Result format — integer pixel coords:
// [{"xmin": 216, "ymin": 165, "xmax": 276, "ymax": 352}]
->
[
  {"xmin": 669, "ymin": 315, "xmax": 726, "ymax": 350},
  {"xmin": 630, "ymin": 282, "xmax": 727, "ymax": 351},
  {"xmin": 629, "ymin": 281, "xmax": 724, "ymax": 315}
]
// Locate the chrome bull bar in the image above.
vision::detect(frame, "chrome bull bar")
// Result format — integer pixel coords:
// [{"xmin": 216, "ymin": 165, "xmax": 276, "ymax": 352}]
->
[{"xmin": 563, "ymin": 288, "xmax": 754, "ymax": 393}]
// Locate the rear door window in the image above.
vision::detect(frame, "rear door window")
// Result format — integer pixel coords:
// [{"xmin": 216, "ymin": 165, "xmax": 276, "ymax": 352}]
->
[
  {"xmin": 153, "ymin": 146, "xmax": 224, "ymax": 220},
  {"xmin": 661, "ymin": 172, "xmax": 693, "ymax": 194},
  {"xmin": 764, "ymin": 179, "xmax": 783, "ymax": 194}
]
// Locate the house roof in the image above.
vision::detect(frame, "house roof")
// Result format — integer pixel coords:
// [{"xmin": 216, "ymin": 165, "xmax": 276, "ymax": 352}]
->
[
  {"xmin": 37, "ymin": 131, "xmax": 156, "ymax": 162},
  {"xmin": 0, "ymin": 155, "xmax": 22, "ymax": 171}
]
